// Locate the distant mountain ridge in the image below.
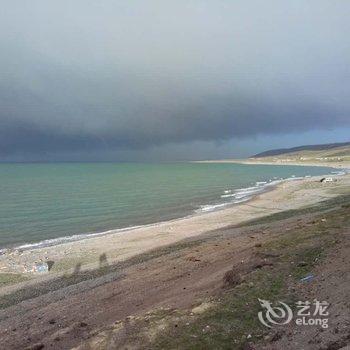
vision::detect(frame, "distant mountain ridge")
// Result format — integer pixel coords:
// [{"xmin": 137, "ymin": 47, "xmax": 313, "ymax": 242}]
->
[{"xmin": 252, "ymin": 141, "xmax": 350, "ymax": 158}]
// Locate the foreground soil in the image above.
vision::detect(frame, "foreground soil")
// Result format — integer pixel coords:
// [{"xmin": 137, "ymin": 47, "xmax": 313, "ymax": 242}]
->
[{"xmin": 0, "ymin": 193, "xmax": 349, "ymax": 350}]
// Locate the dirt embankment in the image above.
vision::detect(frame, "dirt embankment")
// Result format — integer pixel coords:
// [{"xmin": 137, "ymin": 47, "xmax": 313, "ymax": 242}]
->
[{"xmin": 0, "ymin": 194, "xmax": 349, "ymax": 350}]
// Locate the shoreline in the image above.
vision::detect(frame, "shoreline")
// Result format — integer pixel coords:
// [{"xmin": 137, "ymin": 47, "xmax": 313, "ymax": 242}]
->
[
  {"xmin": 3, "ymin": 179, "xmax": 276, "ymax": 252},
  {"xmin": 1, "ymin": 165, "xmax": 340, "ymax": 253},
  {"xmin": 194, "ymin": 158, "xmax": 350, "ymax": 169},
  {"xmin": 1, "ymin": 166, "xmax": 349, "ymax": 278}
]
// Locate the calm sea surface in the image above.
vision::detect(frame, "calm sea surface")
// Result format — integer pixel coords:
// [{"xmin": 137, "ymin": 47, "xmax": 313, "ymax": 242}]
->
[{"xmin": 0, "ymin": 162, "xmax": 334, "ymax": 248}]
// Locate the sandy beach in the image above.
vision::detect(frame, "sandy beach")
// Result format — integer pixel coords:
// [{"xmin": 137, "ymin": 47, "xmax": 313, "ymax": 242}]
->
[{"xmin": 1, "ymin": 165, "xmax": 349, "ymax": 288}]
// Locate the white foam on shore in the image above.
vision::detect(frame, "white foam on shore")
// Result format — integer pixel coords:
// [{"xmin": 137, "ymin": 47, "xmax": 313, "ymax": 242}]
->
[
  {"xmin": 197, "ymin": 203, "xmax": 231, "ymax": 212},
  {"xmin": 196, "ymin": 169, "xmax": 344, "ymax": 215},
  {"xmin": 197, "ymin": 196, "xmax": 253, "ymax": 213},
  {"xmin": 10, "ymin": 225, "xmax": 144, "ymax": 252},
  {"xmin": 198, "ymin": 178, "xmax": 283, "ymax": 214}
]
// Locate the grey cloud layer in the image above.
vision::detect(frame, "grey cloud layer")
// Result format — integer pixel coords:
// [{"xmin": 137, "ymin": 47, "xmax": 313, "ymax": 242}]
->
[{"xmin": 1, "ymin": 1, "xmax": 350, "ymax": 157}]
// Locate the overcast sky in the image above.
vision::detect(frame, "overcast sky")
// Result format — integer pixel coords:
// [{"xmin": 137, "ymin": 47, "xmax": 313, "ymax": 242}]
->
[{"xmin": 1, "ymin": 1, "xmax": 350, "ymax": 161}]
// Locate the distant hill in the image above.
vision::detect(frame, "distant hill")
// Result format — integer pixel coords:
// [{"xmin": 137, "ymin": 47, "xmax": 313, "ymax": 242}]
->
[{"xmin": 253, "ymin": 141, "xmax": 350, "ymax": 158}]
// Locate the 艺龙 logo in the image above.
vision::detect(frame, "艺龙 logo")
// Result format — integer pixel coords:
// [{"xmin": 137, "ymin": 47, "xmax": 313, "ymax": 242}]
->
[
  {"xmin": 258, "ymin": 298, "xmax": 293, "ymax": 328},
  {"xmin": 258, "ymin": 299, "xmax": 329, "ymax": 329}
]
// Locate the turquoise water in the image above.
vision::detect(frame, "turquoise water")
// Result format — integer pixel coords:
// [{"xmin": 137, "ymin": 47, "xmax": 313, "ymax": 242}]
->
[{"xmin": 0, "ymin": 162, "xmax": 333, "ymax": 248}]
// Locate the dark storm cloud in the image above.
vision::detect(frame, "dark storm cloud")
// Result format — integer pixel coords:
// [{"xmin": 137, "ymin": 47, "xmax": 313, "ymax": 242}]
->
[{"xmin": 1, "ymin": 1, "xmax": 350, "ymax": 159}]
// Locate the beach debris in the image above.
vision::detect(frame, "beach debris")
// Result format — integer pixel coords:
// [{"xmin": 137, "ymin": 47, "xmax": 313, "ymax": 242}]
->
[
  {"xmin": 6, "ymin": 249, "xmax": 23, "ymax": 256},
  {"xmin": 320, "ymin": 177, "xmax": 334, "ymax": 183},
  {"xmin": 32, "ymin": 261, "xmax": 49, "ymax": 273},
  {"xmin": 0, "ymin": 248, "xmax": 9, "ymax": 256},
  {"xmin": 300, "ymin": 274, "xmax": 314, "ymax": 283}
]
